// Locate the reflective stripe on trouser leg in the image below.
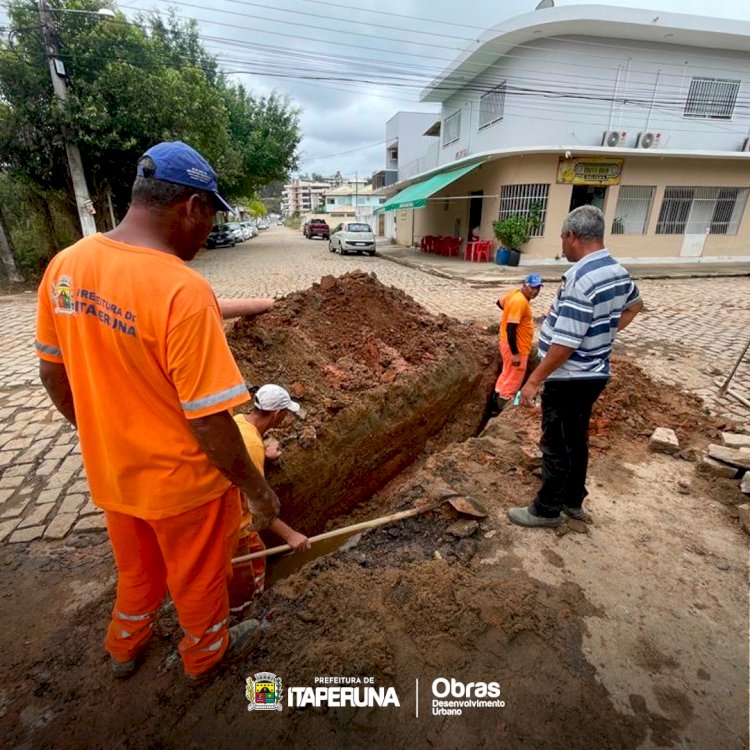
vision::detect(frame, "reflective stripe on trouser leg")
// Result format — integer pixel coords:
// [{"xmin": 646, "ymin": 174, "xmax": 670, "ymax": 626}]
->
[
  {"xmin": 180, "ymin": 617, "xmax": 229, "ymax": 657},
  {"xmin": 152, "ymin": 488, "xmax": 241, "ymax": 677},
  {"xmin": 104, "ymin": 510, "xmax": 168, "ymax": 663},
  {"xmin": 111, "ymin": 607, "xmax": 159, "ymax": 642}
]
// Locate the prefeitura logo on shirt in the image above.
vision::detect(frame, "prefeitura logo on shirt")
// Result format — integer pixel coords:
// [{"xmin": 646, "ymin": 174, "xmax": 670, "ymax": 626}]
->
[{"xmin": 52, "ymin": 275, "xmax": 75, "ymax": 315}]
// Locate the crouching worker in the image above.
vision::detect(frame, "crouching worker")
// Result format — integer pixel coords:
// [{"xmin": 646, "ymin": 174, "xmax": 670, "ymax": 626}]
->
[
  {"xmin": 490, "ymin": 274, "xmax": 543, "ymax": 415},
  {"xmin": 230, "ymin": 384, "xmax": 311, "ymax": 614}
]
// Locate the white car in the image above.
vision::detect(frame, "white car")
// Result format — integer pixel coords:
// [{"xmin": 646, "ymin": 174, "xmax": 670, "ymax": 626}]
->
[
  {"xmin": 328, "ymin": 222, "xmax": 376, "ymax": 256},
  {"xmin": 226, "ymin": 222, "xmax": 245, "ymax": 243},
  {"xmin": 257, "ymin": 219, "xmax": 269, "ymax": 230}
]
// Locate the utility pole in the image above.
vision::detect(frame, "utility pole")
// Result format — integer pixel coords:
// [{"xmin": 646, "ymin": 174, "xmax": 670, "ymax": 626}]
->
[
  {"xmin": 355, "ymin": 171, "xmax": 358, "ymax": 222},
  {"xmin": 38, "ymin": 0, "xmax": 97, "ymax": 237}
]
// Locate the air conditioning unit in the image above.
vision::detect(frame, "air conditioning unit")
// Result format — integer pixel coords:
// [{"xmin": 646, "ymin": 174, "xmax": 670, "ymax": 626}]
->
[
  {"xmin": 601, "ymin": 130, "xmax": 627, "ymax": 147},
  {"xmin": 741, "ymin": 137, "xmax": 750, "ymax": 152},
  {"xmin": 636, "ymin": 132, "xmax": 661, "ymax": 149}
]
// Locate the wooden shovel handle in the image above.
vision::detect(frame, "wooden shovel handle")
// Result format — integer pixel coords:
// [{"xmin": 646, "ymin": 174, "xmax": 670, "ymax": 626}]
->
[{"xmin": 231, "ymin": 500, "xmax": 443, "ymax": 565}]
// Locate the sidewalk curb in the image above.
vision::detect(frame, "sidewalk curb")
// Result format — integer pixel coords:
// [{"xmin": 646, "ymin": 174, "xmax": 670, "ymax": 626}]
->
[{"xmin": 376, "ymin": 245, "xmax": 750, "ymax": 286}]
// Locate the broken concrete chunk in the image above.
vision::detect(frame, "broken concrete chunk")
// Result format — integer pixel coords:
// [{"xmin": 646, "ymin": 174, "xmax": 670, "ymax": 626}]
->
[
  {"xmin": 707, "ymin": 445, "xmax": 750, "ymax": 470},
  {"xmin": 698, "ymin": 456, "xmax": 739, "ymax": 479},
  {"xmin": 741, "ymin": 473, "xmax": 750, "ymax": 495},
  {"xmin": 737, "ymin": 504, "xmax": 750, "ymax": 535},
  {"xmin": 445, "ymin": 519, "xmax": 480, "ymax": 539},
  {"xmin": 721, "ymin": 432, "xmax": 750, "ymax": 450},
  {"xmin": 677, "ymin": 480, "xmax": 691, "ymax": 495},
  {"xmin": 649, "ymin": 428, "xmax": 680, "ymax": 455}
]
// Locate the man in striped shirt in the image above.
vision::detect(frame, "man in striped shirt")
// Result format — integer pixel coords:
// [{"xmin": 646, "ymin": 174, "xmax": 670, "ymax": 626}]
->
[{"xmin": 508, "ymin": 205, "xmax": 643, "ymax": 528}]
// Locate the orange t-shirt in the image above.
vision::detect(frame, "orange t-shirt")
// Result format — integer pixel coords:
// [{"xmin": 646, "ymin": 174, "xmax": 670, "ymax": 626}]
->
[
  {"xmin": 35, "ymin": 234, "xmax": 250, "ymax": 519},
  {"xmin": 498, "ymin": 289, "xmax": 534, "ymax": 355}
]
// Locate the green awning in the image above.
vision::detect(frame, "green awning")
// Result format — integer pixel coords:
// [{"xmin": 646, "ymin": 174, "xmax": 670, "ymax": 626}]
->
[{"xmin": 375, "ymin": 163, "xmax": 481, "ymax": 213}]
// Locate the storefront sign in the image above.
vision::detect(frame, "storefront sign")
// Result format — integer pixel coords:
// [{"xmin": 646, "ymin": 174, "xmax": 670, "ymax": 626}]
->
[{"xmin": 556, "ymin": 157, "xmax": 623, "ymax": 186}]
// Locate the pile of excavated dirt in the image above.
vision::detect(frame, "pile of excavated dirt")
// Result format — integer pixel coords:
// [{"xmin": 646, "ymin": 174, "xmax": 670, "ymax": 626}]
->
[
  {"xmin": 587, "ymin": 357, "xmax": 727, "ymax": 450},
  {"xmin": 226, "ymin": 271, "xmax": 498, "ymax": 533}
]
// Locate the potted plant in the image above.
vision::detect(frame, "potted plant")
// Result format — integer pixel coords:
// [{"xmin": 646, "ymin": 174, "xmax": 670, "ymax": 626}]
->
[{"xmin": 492, "ymin": 204, "xmax": 541, "ymax": 266}]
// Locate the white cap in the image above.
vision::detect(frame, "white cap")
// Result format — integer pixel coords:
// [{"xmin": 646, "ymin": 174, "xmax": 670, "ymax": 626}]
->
[{"xmin": 253, "ymin": 384, "xmax": 300, "ymax": 413}]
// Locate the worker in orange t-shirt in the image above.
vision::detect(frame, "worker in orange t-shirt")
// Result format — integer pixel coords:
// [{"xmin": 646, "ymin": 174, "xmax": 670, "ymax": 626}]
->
[
  {"xmin": 491, "ymin": 274, "xmax": 544, "ymax": 414},
  {"xmin": 35, "ymin": 141, "xmax": 280, "ymax": 683},
  {"xmin": 229, "ymin": 384, "xmax": 310, "ymax": 614}
]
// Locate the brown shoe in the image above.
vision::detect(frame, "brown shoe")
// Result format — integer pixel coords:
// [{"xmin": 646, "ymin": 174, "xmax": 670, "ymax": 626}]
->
[{"xmin": 186, "ymin": 619, "xmax": 260, "ymax": 684}]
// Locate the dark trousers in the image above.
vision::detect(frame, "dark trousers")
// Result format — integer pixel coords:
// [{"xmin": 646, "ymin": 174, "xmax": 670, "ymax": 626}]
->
[{"xmin": 533, "ymin": 379, "xmax": 608, "ymax": 518}]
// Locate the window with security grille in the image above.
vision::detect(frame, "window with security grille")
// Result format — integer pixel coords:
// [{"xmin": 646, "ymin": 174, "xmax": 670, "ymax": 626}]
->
[
  {"xmin": 656, "ymin": 187, "xmax": 748, "ymax": 235},
  {"xmin": 442, "ymin": 111, "xmax": 461, "ymax": 147},
  {"xmin": 684, "ymin": 78, "xmax": 740, "ymax": 120},
  {"xmin": 498, "ymin": 184, "xmax": 549, "ymax": 237},
  {"xmin": 479, "ymin": 83, "xmax": 506, "ymax": 130},
  {"xmin": 611, "ymin": 186, "xmax": 655, "ymax": 234}
]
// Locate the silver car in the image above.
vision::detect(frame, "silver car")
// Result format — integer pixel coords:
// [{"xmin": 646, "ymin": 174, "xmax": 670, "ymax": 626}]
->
[
  {"xmin": 328, "ymin": 222, "xmax": 376, "ymax": 256},
  {"xmin": 226, "ymin": 222, "xmax": 245, "ymax": 243}
]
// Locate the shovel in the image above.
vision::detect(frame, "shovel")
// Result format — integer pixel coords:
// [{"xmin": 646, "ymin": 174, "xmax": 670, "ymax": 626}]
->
[{"xmin": 231, "ymin": 492, "xmax": 487, "ymax": 566}]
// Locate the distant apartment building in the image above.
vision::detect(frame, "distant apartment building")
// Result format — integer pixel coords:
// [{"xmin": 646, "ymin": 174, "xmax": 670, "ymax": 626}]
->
[
  {"xmin": 376, "ymin": 5, "xmax": 750, "ymax": 262},
  {"xmin": 281, "ymin": 179, "xmax": 331, "ymax": 216}
]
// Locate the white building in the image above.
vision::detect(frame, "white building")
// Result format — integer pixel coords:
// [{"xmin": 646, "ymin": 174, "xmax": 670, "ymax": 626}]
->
[
  {"xmin": 378, "ymin": 4, "xmax": 750, "ymax": 262},
  {"xmin": 281, "ymin": 179, "xmax": 331, "ymax": 216}
]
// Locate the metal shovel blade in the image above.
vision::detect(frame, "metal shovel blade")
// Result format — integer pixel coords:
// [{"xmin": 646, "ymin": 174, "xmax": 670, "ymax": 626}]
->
[{"xmin": 438, "ymin": 492, "xmax": 488, "ymax": 517}]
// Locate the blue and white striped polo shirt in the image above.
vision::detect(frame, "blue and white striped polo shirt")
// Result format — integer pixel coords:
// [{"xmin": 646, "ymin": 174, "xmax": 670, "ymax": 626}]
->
[{"xmin": 537, "ymin": 249, "xmax": 640, "ymax": 380}]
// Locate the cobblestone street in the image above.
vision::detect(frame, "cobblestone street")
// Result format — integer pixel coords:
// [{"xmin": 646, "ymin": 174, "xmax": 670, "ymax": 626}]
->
[{"xmin": 1, "ymin": 225, "xmax": 749, "ymax": 544}]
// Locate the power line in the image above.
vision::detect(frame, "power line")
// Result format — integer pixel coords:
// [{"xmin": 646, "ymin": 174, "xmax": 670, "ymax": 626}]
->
[{"xmin": 123, "ymin": 0, "xmax": 750, "ymax": 79}]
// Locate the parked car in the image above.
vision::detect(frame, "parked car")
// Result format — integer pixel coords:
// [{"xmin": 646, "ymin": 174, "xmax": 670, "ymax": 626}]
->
[
  {"xmin": 304, "ymin": 219, "xmax": 330, "ymax": 239},
  {"xmin": 226, "ymin": 222, "xmax": 245, "ymax": 243},
  {"xmin": 206, "ymin": 224, "xmax": 236, "ymax": 249},
  {"xmin": 241, "ymin": 221, "xmax": 257, "ymax": 240},
  {"xmin": 277, "ymin": 219, "xmax": 284, "ymax": 226},
  {"xmin": 328, "ymin": 222, "xmax": 376, "ymax": 255},
  {"xmin": 257, "ymin": 219, "xmax": 269, "ymax": 230}
]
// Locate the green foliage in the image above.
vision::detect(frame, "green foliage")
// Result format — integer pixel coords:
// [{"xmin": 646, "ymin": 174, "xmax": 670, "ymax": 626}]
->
[
  {"xmin": 0, "ymin": 0, "xmax": 301, "ymax": 264},
  {"xmin": 247, "ymin": 199, "xmax": 267, "ymax": 217},
  {"xmin": 492, "ymin": 204, "xmax": 541, "ymax": 251}
]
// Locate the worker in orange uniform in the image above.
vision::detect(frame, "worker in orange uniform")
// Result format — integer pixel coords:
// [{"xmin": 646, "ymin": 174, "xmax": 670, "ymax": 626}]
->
[
  {"xmin": 491, "ymin": 274, "xmax": 544, "ymax": 415},
  {"xmin": 35, "ymin": 141, "xmax": 280, "ymax": 683},
  {"xmin": 229, "ymin": 384, "xmax": 311, "ymax": 614}
]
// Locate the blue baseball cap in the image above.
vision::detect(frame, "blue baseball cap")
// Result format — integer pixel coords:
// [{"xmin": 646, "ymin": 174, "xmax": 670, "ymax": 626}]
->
[
  {"xmin": 137, "ymin": 141, "xmax": 234, "ymax": 214},
  {"xmin": 524, "ymin": 273, "xmax": 544, "ymax": 288}
]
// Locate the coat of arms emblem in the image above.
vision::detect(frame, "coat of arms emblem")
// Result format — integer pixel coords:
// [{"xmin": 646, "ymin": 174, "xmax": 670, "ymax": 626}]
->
[{"xmin": 246, "ymin": 672, "xmax": 283, "ymax": 711}]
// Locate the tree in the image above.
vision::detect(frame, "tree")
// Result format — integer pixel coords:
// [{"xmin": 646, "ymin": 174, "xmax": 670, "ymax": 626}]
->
[
  {"xmin": 221, "ymin": 85, "xmax": 300, "ymax": 198},
  {"xmin": 0, "ymin": 0, "xmax": 301, "ymax": 271}
]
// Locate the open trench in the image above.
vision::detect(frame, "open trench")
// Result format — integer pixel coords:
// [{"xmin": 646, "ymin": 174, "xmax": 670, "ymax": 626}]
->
[{"xmin": 226, "ymin": 271, "xmax": 500, "ymax": 551}]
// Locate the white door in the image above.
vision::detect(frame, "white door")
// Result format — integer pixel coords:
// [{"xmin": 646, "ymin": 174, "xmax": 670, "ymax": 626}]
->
[{"xmin": 680, "ymin": 198, "xmax": 713, "ymax": 257}]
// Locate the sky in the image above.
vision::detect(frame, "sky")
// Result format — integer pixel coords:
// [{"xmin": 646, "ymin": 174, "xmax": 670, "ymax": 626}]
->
[{"xmin": 4, "ymin": 0, "xmax": 750, "ymax": 180}]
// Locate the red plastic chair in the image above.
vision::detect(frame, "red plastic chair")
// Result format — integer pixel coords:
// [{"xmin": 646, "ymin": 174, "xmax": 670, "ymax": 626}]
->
[
  {"xmin": 474, "ymin": 241, "xmax": 492, "ymax": 262},
  {"xmin": 464, "ymin": 241, "xmax": 479, "ymax": 261}
]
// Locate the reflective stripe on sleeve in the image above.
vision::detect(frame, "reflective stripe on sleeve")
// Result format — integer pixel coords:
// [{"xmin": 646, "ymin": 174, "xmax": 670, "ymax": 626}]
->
[
  {"xmin": 35, "ymin": 340, "xmax": 62, "ymax": 357},
  {"xmin": 181, "ymin": 384, "xmax": 248, "ymax": 413}
]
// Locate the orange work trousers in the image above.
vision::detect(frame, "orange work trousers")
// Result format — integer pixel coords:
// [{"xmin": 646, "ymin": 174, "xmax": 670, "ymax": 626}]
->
[
  {"xmin": 104, "ymin": 487, "xmax": 241, "ymax": 677},
  {"xmin": 228, "ymin": 531, "xmax": 267, "ymax": 614},
  {"xmin": 495, "ymin": 339, "xmax": 529, "ymax": 400}
]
